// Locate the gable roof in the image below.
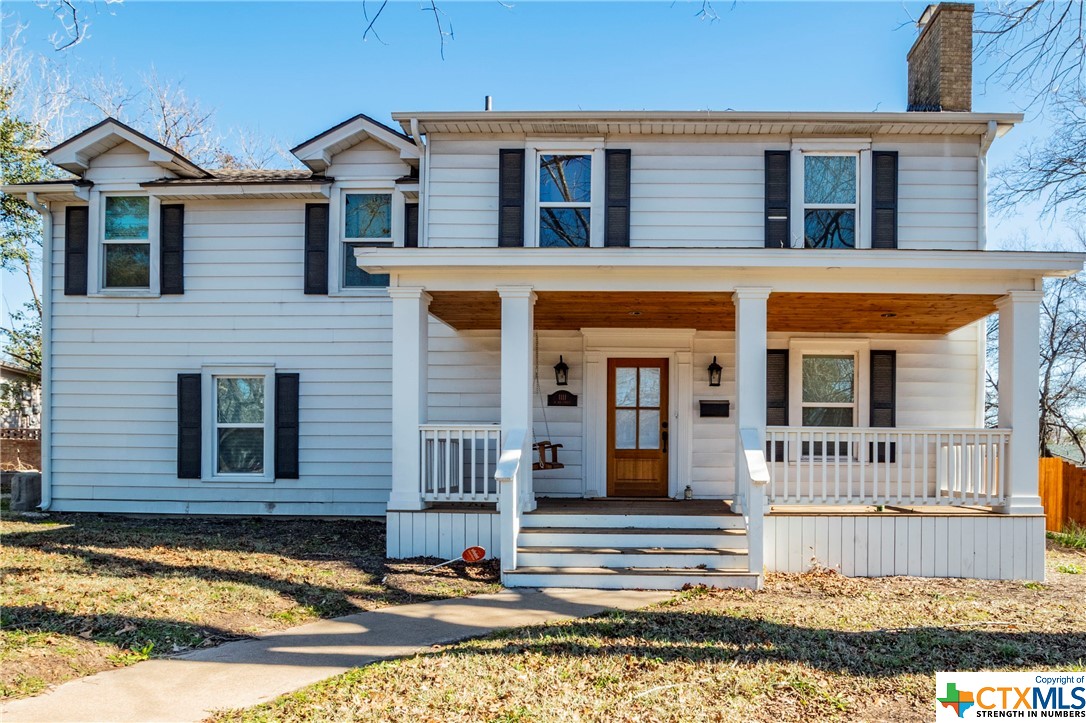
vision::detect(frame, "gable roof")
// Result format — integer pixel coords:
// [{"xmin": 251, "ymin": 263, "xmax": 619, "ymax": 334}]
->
[
  {"xmin": 45, "ymin": 117, "xmax": 210, "ymax": 178},
  {"xmin": 290, "ymin": 113, "xmax": 419, "ymax": 173}
]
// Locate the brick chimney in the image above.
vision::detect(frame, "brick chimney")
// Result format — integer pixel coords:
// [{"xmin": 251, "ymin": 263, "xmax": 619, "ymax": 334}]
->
[{"xmin": 907, "ymin": 3, "xmax": 974, "ymax": 112}]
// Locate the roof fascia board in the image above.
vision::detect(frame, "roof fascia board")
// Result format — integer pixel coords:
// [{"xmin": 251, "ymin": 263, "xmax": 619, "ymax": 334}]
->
[
  {"xmin": 291, "ymin": 115, "xmax": 419, "ymax": 172},
  {"xmin": 45, "ymin": 119, "xmax": 208, "ymax": 178}
]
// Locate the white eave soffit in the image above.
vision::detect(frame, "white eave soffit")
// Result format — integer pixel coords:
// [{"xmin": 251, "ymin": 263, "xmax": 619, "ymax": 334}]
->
[
  {"xmin": 44, "ymin": 118, "xmax": 208, "ymax": 179},
  {"xmin": 290, "ymin": 116, "xmax": 420, "ymax": 173}
]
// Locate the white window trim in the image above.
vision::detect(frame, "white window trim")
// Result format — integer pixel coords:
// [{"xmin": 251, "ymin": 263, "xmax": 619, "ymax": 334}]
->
[
  {"xmin": 328, "ymin": 184, "xmax": 403, "ymax": 296},
  {"xmin": 201, "ymin": 364, "xmax": 276, "ymax": 483},
  {"xmin": 787, "ymin": 338, "xmax": 870, "ymax": 430},
  {"xmin": 88, "ymin": 189, "xmax": 161, "ymax": 297},
  {"xmin": 523, "ymin": 141, "xmax": 605, "ymax": 248},
  {"xmin": 789, "ymin": 141, "xmax": 873, "ymax": 250}
]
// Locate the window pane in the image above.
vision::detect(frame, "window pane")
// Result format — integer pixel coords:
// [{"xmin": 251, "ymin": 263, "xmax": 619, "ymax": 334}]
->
[
  {"xmin": 216, "ymin": 377, "xmax": 265, "ymax": 424},
  {"xmin": 615, "ymin": 368, "xmax": 637, "ymax": 407},
  {"xmin": 804, "ymin": 156, "xmax": 856, "ymax": 204},
  {"xmin": 104, "ymin": 196, "xmax": 149, "ymax": 240},
  {"xmin": 638, "ymin": 409, "xmax": 660, "ymax": 449},
  {"xmin": 802, "ymin": 355, "xmax": 854, "ymax": 403},
  {"xmin": 539, "ymin": 154, "xmax": 591, "ymax": 203},
  {"xmin": 104, "ymin": 243, "xmax": 150, "ymax": 288},
  {"xmin": 804, "ymin": 209, "xmax": 856, "ymax": 249},
  {"xmin": 343, "ymin": 242, "xmax": 390, "ymax": 288},
  {"xmin": 345, "ymin": 194, "xmax": 392, "ymax": 238},
  {"xmin": 802, "ymin": 407, "xmax": 854, "ymax": 427},
  {"xmin": 540, "ymin": 208, "xmax": 590, "ymax": 247},
  {"xmin": 615, "ymin": 409, "xmax": 636, "ymax": 449},
  {"xmin": 639, "ymin": 368, "xmax": 660, "ymax": 408},
  {"xmin": 217, "ymin": 428, "xmax": 264, "ymax": 474}
]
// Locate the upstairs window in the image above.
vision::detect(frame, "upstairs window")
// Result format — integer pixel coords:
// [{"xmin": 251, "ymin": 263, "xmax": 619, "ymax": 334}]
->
[
  {"xmin": 343, "ymin": 193, "xmax": 392, "ymax": 287},
  {"xmin": 538, "ymin": 154, "xmax": 591, "ymax": 247},
  {"xmin": 103, "ymin": 196, "xmax": 151, "ymax": 288},
  {"xmin": 803, "ymin": 155, "xmax": 857, "ymax": 249}
]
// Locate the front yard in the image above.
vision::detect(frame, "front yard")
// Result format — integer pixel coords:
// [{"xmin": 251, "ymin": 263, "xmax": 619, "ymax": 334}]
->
[
  {"xmin": 0, "ymin": 513, "xmax": 500, "ymax": 699},
  {"xmin": 213, "ymin": 541, "xmax": 1086, "ymax": 723}
]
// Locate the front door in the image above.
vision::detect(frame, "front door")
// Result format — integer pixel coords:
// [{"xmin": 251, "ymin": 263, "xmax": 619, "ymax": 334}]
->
[{"xmin": 607, "ymin": 358, "xmax": 669, "ymax": 497}]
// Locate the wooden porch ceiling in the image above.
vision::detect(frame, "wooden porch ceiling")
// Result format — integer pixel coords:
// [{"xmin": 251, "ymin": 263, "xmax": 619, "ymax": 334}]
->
[{"xmin": 426, "ymin": 292, "xmax": 1002, "ymax": 334}]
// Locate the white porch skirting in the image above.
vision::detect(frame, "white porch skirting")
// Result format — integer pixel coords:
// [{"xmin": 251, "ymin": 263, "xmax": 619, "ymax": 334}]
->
[
  {"xmin": 387, "ymin": 510, "xmax": 501, "ymax": 560},
  {"xmin": 764, "ymin": 513, "xmax": 1045, "ymax": 581}
]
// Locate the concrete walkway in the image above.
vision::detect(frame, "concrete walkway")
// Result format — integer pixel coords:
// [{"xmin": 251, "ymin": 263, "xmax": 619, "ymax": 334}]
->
[{"xmin": 2, "ymin": 588, "xmax": 670, "ymax": 723}]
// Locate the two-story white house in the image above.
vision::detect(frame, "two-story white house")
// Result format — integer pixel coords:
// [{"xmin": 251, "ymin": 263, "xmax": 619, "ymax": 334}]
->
[{"xmin": 5, "ymin": 3, "xmax": 1084, "ymax": 589}]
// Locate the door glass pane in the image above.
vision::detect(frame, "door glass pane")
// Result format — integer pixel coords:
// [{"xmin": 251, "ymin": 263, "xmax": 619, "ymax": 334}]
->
[
  {"xmin": 802, "ymin": 355, "xmax": 854, "ymax": 403},
  {"xmin": 539, "ymin": 208, "xmax": 590, "ymax": 247},
  {"xmin": 615, "ymin": 409, "xmax": 636, "ymax": 449},
  {"xmin": 804, "ymin": 209, "xmax": 856, "ymax": 248},
  {"xmin": 216, "ymin": 377, "xmax": 265, "ymax": 424},
  {"xmin": 615, "ymin": 368, "xmax": 637, "ymax": 407},
  {"xmin": 345, "ymin": 194, "xmax": 392, "ymax": 238},
  {"xmin": 104, "ymin": 243, "xmax": 151, "ymax": 288},
  {"xmin": 802, "ymin": 407, "xmax": 854, "ymax": 427},
  {"xmin": 217, "ymin": 428, "xmax": 264, "ymax": 473},
  {"xmin": 639, "ymin": 367, "xmax": 660, "ymax": 407},
  {"xmin": 539, "ymin": 154, "xmax": 591, "ymax": 203},
  {"xmin": 804, "ymin": 156, "xmax": 856, "ymax": 204},
  {"xmin": 638, "ymin": 409, "xmax": 659, "ymax": 449}
]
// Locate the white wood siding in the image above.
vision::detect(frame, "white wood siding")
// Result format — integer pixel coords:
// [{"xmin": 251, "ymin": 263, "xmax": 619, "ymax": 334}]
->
[
  {"xmin": 424, "ymin": 135, "xmax": 980, "ymax": 250},
  {"xmin": 326, "ymin": 138, "xmax": 411, "ymax": 181},
  {"xmin": 84, "ymin": 141, "xmax": 176, "ymax": 184},
  {"xmin": 387, "ymin": 510, "xmax": 500, "ymax": 559},
  {"xmin": 763, "ymin": 514, "xmax": 1045, "ymax": 581},
  {"xmin": 49, "ymin": 195, "xmax": 394, "ymax": 516}
]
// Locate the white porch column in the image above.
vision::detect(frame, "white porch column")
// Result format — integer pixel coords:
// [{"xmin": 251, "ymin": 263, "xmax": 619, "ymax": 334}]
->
[
  {"xmin": 387, "ymin": 287, "xmax": 431, "ymax": 511},
  {"xmin": 733, "ymin": 288, "xmax": 771, "ymax": 510},
  {"xmin": 498, "ymin": 286, "xmax": 536, "ymax": 512},
  {"xmin": 995, "ymin": 290, "xmax": 1044, "ymax": 514}
]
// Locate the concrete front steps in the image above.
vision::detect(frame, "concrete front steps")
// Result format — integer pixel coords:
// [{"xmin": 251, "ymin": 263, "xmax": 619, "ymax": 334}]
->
[{"xmin": 504, "ymin": 503, "xmax": 760, "ymax": 590}]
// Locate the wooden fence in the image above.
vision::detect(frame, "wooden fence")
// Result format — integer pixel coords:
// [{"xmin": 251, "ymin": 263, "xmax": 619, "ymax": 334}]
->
[{"xmin": 1039, "ymin": 457, "xmax": 1086, "ymax": 532}]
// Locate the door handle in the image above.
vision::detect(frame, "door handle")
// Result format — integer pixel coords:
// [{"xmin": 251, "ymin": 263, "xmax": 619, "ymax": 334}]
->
[{"xmin": 661, "ymin": 430, "xmax": 668, "ymax": 453}]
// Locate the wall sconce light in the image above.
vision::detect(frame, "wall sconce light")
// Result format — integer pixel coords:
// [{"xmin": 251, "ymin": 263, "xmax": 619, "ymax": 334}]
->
[
  {"xmin": 708, "ymin": 356, "xmax": 722, "ymax": 387},
  {"xmin": 554, "ymin": 356, "xmax": 569, "ymax": 386}
]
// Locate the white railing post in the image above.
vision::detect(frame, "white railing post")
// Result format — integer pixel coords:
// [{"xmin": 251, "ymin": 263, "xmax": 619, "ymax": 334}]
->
[
  {"xmin": 388, "ymin": 287, "xmax": 430, "ymax": 512},
  {"xmin": 739, "ymin": 428, "xmax": 769, "ymax": 587},
  {"xmin": 496, "ymin": 428, "xmax": 527, "ymax": 577},
  {"xmin": 995, "ymin": 291, "xmax": 1045, "ymax": 514}
]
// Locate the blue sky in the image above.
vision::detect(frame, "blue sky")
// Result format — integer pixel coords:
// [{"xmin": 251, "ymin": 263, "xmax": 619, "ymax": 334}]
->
[{"xmin": 0, "ymin": 1, "xmax": 1071, "ymax": 317}]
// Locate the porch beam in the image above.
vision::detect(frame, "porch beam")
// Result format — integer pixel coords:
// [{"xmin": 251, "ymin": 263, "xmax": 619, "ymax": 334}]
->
[
  {"xmin": 733, "ymin": 287, "xmax": 772, "ymax": 509},
  {"xmin": 499, "ymin": 286, "xmax": 537, "ymax": 512},
  {"xmin": 387, "ymin": 287, "xmax": 431, "ymax": 511},
  {"xmin": 995, "ymin": 290, "xmax": 1045, "ymax": 514}
]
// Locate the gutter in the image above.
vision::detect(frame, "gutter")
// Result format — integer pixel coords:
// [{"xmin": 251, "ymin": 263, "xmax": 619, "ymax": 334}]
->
[
  {"xmin": 25, "ymin": 192, "xmax": 51, "ymax": 511},
  {"xmin": 978, "ymin": 120, "xmax": 999, "ymax": 250},
  {"xmin": 408, "ymin": 118, "xmax": 430, "ymax": 248}
]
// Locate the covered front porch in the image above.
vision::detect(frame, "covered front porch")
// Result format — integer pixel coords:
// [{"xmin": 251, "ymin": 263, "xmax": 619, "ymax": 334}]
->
[{"xmin": 367, "ymin": 248, "xmax": 1073, "ymax": 587}]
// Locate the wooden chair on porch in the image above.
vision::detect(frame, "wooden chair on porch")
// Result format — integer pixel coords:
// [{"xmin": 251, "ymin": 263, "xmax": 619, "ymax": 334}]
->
[{"xmin": 532, "ymin": 440, "xmax": 565, "ymax": 471}]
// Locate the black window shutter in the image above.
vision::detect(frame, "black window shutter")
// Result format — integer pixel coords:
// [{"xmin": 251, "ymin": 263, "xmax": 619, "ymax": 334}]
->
[
  {"xmin": 764, "ymin": 151, "xmax": 791, "ymax": 249},
  {"xmin": 871, "ymin": 151, "xmax": 898, "ymax": 249},
  {"xmin": 304, "ymin": 203, "xmax": 329, "ymax": 295},
  {"xmin": 64, "ymin": 205, "xmax": 89, "ymax": 295},
  {"xmin": 869, "ymin": 350, "xmax": 897, "ymax": 463},
  {"xmin": 275, "ymin": 373, "xmax": 300, "ymax": 479},
  {"xmin": 604, "ymin": 149, "xmax": 631, "ymax": 247},
  {"xmin": 404, "ymin": 203, "xmax": 419, "ymax": 248},
  {"xmin": 177, "ymin": 373, "xmax": 202, "ymax": 479},
  {"xmin": 160, "ymin": 204, "xmax": 185, "ymax": 294},
  {"xmin": 766, "ymin": 349, "xmax": 789, "ymax": 460},
  {"xmin": 498, "ymin": 149, "xmax": 525, "ymax": 247}
]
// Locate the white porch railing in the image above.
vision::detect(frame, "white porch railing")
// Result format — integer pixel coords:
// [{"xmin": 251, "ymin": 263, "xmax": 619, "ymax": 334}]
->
[
  {"xmin": 738, "ymin": 428, "xmax": 769, "ymax": 583},
  {"xmin": 496, "ymin": 428, "xmax": 528, "ymax": 575},
  {"xmin": 765, "ymin": 427, "xmax": 1009, "ymax": 506},
  {"xmin": 419, "ymin": 424, "xmax": 502, "ymax": 503}
]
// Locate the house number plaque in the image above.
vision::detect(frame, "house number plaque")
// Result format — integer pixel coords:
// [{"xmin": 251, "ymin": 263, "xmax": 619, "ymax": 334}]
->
[{"xmin": 547, "ymin": 390, "xmax": 578, "ymax": 407}]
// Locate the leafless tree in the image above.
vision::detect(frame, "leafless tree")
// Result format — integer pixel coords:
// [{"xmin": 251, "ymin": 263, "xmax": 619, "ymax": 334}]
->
[{"xmin": 38, "ymin": 0, "xmax": 124, "ymax": 52}]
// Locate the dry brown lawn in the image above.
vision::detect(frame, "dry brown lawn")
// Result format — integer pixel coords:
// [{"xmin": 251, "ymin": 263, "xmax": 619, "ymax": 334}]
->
[
  {"xmin": 0, "ymin": 513, "xmax": 499, "ymax": 699},
  {"xmin": 212, "ymin": 541, "xmax": 1086, "ymax": 723}
]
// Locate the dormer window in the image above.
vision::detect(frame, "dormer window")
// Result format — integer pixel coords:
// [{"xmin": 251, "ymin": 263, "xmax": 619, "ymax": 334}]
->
[
  {"xmin": 803, "ymin": 155, "xmax": 858, "ymax": 249},
  {"xmin": 342, "ymin": 192, "xmax": 392, "ymax": 288},
  {"xmin": 539, "ymin": 154, "xmax": 592, "ymax": 247},
  {"xmin": 101, "ymin": 194, "xmax": 154, "ymax": 290}
]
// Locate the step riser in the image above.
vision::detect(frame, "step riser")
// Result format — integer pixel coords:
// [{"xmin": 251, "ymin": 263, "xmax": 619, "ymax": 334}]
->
[
  {"xmin": 521, "ymin": 513, "xmax": 743, "ymax": 530},
  {"xmin": 517, "ymin": 551, "xmax": 748, "ymax": 568},
  {"xmin": 519, "ymin": 531, "xmax": 745, "ymax": 548},
  {"xmin": 504, "ymin": 572, "xmax": 761, "ymax": 590}
]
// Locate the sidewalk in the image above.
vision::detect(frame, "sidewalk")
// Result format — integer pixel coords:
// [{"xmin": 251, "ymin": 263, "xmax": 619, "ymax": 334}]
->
[{"xmin": 1, "ymin": 588, "xmax": 670, "ymax": 723}]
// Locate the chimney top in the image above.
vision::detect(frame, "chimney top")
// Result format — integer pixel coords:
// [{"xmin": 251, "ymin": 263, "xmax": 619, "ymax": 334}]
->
[{"xmin": 907, "ymin": 2, "xmax": 975, "ymax": 112}]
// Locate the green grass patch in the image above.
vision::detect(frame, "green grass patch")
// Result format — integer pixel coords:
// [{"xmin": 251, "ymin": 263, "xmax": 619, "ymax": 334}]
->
[{"xmin": 1049, "ymin": 520, "xmax": 1086, "ymax": 550}]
